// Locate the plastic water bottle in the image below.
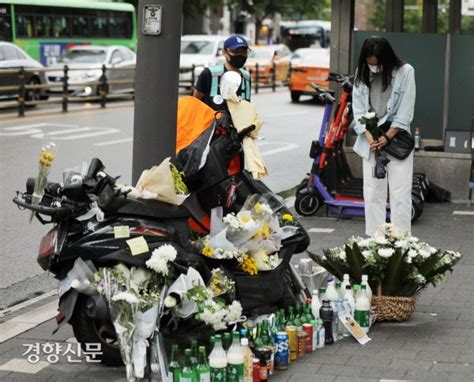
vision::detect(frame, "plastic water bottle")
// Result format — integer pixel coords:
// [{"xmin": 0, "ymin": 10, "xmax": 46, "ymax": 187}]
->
[
  {"xmin": 341, "ymin": 274, "xmax": 351, "ymax": 297},
  {"xmin": 209, "ymin": 335, "xmax": 227, "ymax": 382},
  {"xmin": 415, "ymin": 128, "xmax": 421, "ymax": 150},
  {"xmin": 227, "ymin": 332, "xmax": 244, "ymax": 382},
  {"xmin": 355, "ymin": 285, "xmax": 371, "ymax": 334},
  {"xmin": 361, "ymin": 275, "xmax": 373, "ymax": 303},
  {"xmin": 336, "ymin": 299, "xmax": 345, "ymax": 340},
  {"xmin": 311, "ymin": 289, "xmax": 321, "ymax": 320}
]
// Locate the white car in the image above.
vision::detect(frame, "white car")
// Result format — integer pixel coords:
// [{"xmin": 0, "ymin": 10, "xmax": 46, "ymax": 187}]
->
[
  {"xmin": 46, "ymin": 45, "xmax": 136, "ymax": 96},
  {"xmin": 291, "ymin": 48, "xmax": 329, "ymax": 67},
  {"xmin": 179, "ymin": 35, "xmax": 250, "ymax": 87}
]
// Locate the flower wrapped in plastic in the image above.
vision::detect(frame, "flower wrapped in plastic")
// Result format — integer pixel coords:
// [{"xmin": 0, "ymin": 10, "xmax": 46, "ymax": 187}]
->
[{"xmin": 310, "ymin": 223, "xmax": 463, "ymax": 297}]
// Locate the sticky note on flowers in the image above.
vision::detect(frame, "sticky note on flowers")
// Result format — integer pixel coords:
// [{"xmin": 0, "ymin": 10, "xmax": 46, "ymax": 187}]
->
[{"xmin": 126, "ymin": 236, "xmax": 149, "ymax": 256}]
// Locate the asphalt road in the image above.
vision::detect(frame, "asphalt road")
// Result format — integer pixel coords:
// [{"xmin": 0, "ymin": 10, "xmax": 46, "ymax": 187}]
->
[{"xmin": 0, "ymin": 90, "xmax": 324, "ymax": 308}]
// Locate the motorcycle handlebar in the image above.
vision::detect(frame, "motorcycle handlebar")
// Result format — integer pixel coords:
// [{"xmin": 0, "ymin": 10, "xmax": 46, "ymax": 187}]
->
[{"xmin": 238, "ymin": 125, "xmax": 256, "ymax": 141}]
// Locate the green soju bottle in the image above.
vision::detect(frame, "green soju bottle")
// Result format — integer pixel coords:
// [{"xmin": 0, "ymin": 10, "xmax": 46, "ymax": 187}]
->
[
  {"xmin": 196, "ymin": 346, "xmax": 211, "ymax": 382},
  {"xmin": 223, "ymin": 333, "xmax": 232, "ymax": 352},
  {"xmin": 191, "ymin": 339, "xmax": 199, "ymax": 367},
  {"xmin": 169, "ymin": 344, "xmax": 181, "ymax": 382},
  {"xmin": 180, "ymin": 349, "xmax": 197, "ymax": 382}
]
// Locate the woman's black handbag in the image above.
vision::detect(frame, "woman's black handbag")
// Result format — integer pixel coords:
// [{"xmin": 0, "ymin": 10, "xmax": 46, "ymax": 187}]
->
[{"xmin": 379, "ymin": 120, "xmax": 415, "ymax": 160}]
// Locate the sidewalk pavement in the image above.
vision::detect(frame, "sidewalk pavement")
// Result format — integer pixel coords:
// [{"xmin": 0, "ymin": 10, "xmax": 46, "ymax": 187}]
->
[{"xmin": 0, "ymin": 202, "xmax": 473, "ymax": 381}]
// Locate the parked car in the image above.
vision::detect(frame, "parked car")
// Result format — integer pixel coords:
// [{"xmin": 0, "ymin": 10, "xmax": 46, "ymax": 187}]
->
[
  {"xmin": 290, "ymin": 47, "xmax": 326, "ymax": 67},
  {"xmin": 245, "ymin": 44, "xmax": 292, "ymax": 84},
  {"xmin": 179, "ymin": 35, "xmax": 251, "ymax": 88},
  {"xmin": 289, "ymin": 49, "xmax": 330, "ymax": 103},
  {"xmin": 46, "ymin": 46, "xmax": 136, "ymax": 96},
  {"xmin": 0, "ymin": 42, "xmax": 48, "ymax": 101}
]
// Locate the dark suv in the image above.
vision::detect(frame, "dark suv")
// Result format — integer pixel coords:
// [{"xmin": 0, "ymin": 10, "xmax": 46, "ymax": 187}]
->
[{"xmin": 0, "ymin": 42, "xmax": 48, "ymax": 101}]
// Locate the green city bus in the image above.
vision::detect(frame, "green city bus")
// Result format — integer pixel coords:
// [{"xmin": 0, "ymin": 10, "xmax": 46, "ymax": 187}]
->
[{"xmin": 0, "ymin": 0, "xmax": 136, "ymax": 65}]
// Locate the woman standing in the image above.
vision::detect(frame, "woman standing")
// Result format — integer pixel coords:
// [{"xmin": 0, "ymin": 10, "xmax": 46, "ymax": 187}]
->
[{"xmin": 352, "ymin": 36, "xmax": 416, "ymax": 236}]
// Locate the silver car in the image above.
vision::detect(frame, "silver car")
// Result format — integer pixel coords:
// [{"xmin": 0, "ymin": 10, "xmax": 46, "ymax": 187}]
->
[
  {"xmin": 0, "ymin": 42, "xmax": 48, "ymax": 101},
  {"xmin": 46, "ymin": 46, "xmax": 136, "ymax": 96}
]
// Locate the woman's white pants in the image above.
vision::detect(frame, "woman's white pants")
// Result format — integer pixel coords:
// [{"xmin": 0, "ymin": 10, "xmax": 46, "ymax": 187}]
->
[{"xmin": 362, "ymin": 150, "xmax": 414, "ymax": 236}]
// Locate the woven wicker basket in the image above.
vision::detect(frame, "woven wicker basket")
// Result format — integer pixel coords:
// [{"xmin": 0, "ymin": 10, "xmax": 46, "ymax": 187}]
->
[{"xmin": 372, "ymin": 284, "xmax": 416, "ymax": 322}]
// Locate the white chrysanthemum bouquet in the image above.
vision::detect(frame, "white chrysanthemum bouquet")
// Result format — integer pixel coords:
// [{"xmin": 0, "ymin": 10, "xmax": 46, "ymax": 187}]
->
[{"xmin": 310, "ymin": 223, "xmax": 462, "ymax": 297}]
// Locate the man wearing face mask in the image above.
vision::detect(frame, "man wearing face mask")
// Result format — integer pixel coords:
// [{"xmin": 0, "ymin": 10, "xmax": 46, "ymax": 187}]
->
[{"xmin": 193, "ymin": 35, "xmax": 251, "ymax": 111}]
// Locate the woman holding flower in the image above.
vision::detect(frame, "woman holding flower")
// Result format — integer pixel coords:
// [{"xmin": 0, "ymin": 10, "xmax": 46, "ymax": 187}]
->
[{"xmin": 352, "ymin": 36, "xmax": 416, "ymax": 236}]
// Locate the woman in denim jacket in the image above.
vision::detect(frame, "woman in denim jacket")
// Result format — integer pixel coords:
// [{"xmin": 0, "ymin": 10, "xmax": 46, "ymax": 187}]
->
[{"xmin": 352, "ymin": 36, "xmax": 416, "ymax": 236}]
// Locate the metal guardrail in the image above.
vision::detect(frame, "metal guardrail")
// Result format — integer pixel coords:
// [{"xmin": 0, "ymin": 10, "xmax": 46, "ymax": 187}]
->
[
  {"xmin": 0, "ymin": 65, "xmax": 134, "ymax": 117},
  {"xmin": 1, "ymin": 62, "xmax": 293, "ymax": 117},
  {"xmin": 179, "ymin": 62, "xmax": 292, "ymax": 95}
]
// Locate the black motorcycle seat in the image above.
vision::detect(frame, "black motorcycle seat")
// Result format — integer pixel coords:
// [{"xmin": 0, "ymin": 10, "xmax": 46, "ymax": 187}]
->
[{"xmin": 105, "ymin": 196, "xmax": 190, "ymax": 219}]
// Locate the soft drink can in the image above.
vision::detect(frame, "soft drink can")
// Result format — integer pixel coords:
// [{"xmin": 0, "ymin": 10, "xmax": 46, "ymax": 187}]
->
[
  {"xmin": 297, "ymin": 331, "xmax": 307, "ymax": 358},
  {"xmin": 274, "ymin": 331, "xmax": 289, "ymax": 370},
  {"xmin": 285, "ymin": 326, "xmax": 298, "ymax": 362},
  {"xmin": 303, "ymin": 324, "xmax": 313, "ymax": 353},
  {"xmin": 252, "ymin": 358, "xmax": 260, "ymax": 382}
]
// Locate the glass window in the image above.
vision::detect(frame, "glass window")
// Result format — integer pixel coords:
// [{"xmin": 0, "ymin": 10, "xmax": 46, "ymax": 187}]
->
[
  {"xmin": 91, "ymin": 11, "xmax": 109, "ymax": 37},
  {"xmin": 180, "ymin": 41, "xmax": 216, "ymax": 55},
  {"xmin": 15, "ymin": 14, "xmax": 34, "ymax": 38},
  {"xmin": 71, "ymin": 15, "xmax": 89, "ymax": 37},
  {"xmin": 52, "ymin": 16, "xmax": 70, "ymax": 37},
  {"xmin": 58, "ymin": 49, "xmax": 107, "ymax": 64},
  {"xmin": 3, "ymin": 45, "xmax": 21, "ymax": 60},
  {"xmin": 120, "ymin": 48, "xmax": 134, "ymax": 61},
  {"xmin": 0, "ymin": 5, "xmax": 12, "ymax": 41},
  {"xmin": 34, "ymin": 15, "xmax": 53, "ymax": 37},
  {"xmin": 110, "ymin": 49, "xmax": 124, "ymax": 64},
  {"xmin": 109, "ymin": 11, "xmax": 131, "ymax": 38}
]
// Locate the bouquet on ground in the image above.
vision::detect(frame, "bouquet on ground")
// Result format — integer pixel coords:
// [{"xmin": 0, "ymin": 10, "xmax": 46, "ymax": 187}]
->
[
  {"xmin": 309, "ymin": 223, "xmax": 462, "ymax": 297},
  {"xmin": 194, "ymin": 194, "xmax": 299, "ymax": 275}
]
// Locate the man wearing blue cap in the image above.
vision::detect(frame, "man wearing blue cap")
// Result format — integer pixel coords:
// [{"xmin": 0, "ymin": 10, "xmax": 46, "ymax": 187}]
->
[{"xmin": 193, "ymin": 35, "xmax": 251, "ymax": 110}]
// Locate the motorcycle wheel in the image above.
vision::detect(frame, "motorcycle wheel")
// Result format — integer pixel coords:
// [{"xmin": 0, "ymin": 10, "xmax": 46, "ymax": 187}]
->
[
  {"xmin": 295, "ymin": 192, "xmax": 323, "ymax": 217},
  {"xmin": 411, "ymin": 195, "xmax": 424, "ymax": 223},
  {"xmin": 70, "ymin": 294, "xmax": 123, "ymax": 366}
]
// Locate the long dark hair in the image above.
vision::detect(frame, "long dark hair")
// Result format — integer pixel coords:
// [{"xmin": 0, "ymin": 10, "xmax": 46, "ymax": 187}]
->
[{"xmin": 355, "ymin": 36, "xmax": 405, "ymax": 91}]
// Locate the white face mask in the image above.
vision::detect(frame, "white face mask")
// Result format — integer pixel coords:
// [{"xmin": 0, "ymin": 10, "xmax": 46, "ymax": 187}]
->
[{"xmin": 368, "ymin": 64, "xmax": 381, "ymax": 74}]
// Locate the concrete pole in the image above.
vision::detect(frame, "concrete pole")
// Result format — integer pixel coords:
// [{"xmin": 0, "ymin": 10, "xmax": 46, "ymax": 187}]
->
[
  {"xmin": 329, "ymin": 0, "xmax": 355, "ymax": 76},
  {"xmin": 385, "ymin": 0, "xmax": 404, "ymax": 32},
  {"xmin": 132, "ymin": 0, "xmax": 183, "ymax": 184}
]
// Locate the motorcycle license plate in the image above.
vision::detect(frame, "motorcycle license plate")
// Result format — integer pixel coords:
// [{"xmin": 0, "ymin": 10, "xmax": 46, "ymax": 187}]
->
[{"xmin": 58, "ymin": 277, "xmax": 73, "ymax": 299}]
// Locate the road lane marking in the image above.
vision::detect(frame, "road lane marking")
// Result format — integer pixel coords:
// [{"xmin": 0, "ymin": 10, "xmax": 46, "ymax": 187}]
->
[
  {"xmin": 262, "ymin": 111, "xmax": 311, "ymax": 118},
  {"xmin": 308, "ymin": 228, "xmax": 335, "ymax": 233},
  {"xmin": 261, "ymin": 143, "xmax": 299, "ymax": 156},
  {"xmin": 0, "ymin": 290, "xmax": 56, "ymax": 319},
  {"xmin": 0, "ymin": 123, "xmax": 119, "ymax": 140},
  {"xmin": 0, "ymin": 102, "xmax": 133, "ymax": 124},
  {"xmin": 95, "ymin": 137, "xmax": 133, "ymax": 146},
  {"xmin": 0, "ymin": 358, "xmax": 49, "ymax": 374},
  {"xmin": 452, "ymin": 211, "xmax": 474, "ymax": 215},
  {"xmin": 0, "ymin": 300, "xmax": 58, "ymax": 343}
]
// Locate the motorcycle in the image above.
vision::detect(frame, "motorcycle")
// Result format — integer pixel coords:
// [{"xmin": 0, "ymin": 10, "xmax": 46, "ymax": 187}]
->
[{"xmin": 12, "ymin": 91, "xmax": 310, "ymax": 367}]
